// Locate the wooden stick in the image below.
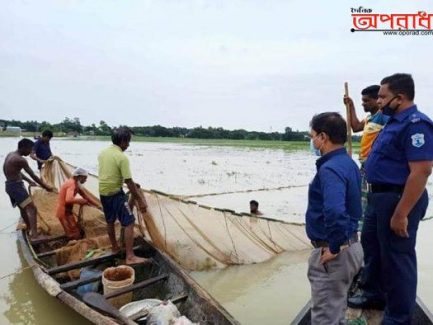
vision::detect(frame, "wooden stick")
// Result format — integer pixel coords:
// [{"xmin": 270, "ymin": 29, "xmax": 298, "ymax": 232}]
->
[{"xmin": 344, "ymin": 82, "xmax": 353, "ymax": 156}]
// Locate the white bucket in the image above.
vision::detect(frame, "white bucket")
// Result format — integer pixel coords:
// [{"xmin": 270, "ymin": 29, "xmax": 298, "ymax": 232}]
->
[{"xmin": 102, "ymin": 265, "xmax": 135, "ymax": 308}]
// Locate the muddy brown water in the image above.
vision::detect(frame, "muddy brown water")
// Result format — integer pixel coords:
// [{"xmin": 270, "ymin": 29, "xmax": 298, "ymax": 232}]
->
[{"xmin": 0, "ymin": 138, "xmax": 432, "ymax": 324}]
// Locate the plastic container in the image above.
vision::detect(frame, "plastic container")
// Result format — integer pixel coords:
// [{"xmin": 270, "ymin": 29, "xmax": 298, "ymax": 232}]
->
[
  {"xmin": 76, "ymin": 267, "xmax": 102, "ymax": 296},
  {"xmin": 102, "ymin": 265, "xmax": 135, "ymax": 308}
]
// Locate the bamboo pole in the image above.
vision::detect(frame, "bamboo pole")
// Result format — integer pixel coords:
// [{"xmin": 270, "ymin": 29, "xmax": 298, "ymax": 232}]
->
[{"xmin": 344, "ymin": 82, "xmax": 352, "ymax": 156}]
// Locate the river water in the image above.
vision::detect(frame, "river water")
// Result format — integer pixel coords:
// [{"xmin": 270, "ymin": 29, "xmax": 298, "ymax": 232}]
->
[{"xmin": 0, "ymin": 138, "xmax": 432, "ymax": 324}]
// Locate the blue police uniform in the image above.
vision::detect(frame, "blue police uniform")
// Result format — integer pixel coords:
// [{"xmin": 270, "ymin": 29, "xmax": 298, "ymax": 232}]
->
[{"xmin": 363, "ymin": 105, "xmax": 433, "ymax": 324}]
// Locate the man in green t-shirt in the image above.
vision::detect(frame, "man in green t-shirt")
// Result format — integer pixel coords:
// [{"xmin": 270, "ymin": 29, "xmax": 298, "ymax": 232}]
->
[{"xmin": 98, "ymin": 127, "xmax": 149, "ymax": 265}]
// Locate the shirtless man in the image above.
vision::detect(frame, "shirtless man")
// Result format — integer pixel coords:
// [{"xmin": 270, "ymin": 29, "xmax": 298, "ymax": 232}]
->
[{"xmin": 3, "ymin": 138, "xmax": 53, "ymax": 241}]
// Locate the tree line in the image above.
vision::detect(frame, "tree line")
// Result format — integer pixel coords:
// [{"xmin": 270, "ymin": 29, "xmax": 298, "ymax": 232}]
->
[{"xmin": 2, "ymin": 117, "xmax": 360, "ymax": 142}]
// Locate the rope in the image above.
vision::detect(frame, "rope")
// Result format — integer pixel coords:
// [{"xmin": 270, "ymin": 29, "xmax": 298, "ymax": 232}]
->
[
  {"xmin": 182, "ymin": 184, "xmax": 309, "ymax": 199},
  {"xmin": 0, "ymin": 264, "xmax": 35, "ymax": 281},
  {"xmin": 0, "ymin": 231, "xmax": 16, "ymax": 236},
  {"xmin": 0, "ymin": 221, "xmax": 18, "ymax": 233}
]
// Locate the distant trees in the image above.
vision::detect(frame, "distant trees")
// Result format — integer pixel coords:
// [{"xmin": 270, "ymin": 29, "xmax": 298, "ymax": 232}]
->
[
  {"xmin": 283, "ymin": 127, "xmax": 305, "ymax": 141},
  {"xmin": 3, "ymin": 117, "xmax": 316, "ymax": 141},
  {"xmin": 5, "ymin": 117, "xmax": 83, "ymax": 134},
  {"xmin": 59, "ymin": 117, "xmax": 82, "ymax": 133}
]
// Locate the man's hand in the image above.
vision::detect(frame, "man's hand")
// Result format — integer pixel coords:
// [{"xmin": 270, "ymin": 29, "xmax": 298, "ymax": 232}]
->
[
  {"xmin": 390, "ymin": 214, "xmax": 409, "ymax": 237},
  {"xmin": 138, "ymin": 201, "xmax": 148, "ymax": 214},
  {"xmin": 320, "ymin": 247, "xmax": 338, "ymax": 264},
  {"xmin": 343, "ymin": 95, "xmax": 354, "ymax": 108}
]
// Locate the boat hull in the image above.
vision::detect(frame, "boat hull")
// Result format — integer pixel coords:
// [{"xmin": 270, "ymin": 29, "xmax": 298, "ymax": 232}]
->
[{"xmin": 17, "ymin": 230, "xmax": 239, "ymax": 324}]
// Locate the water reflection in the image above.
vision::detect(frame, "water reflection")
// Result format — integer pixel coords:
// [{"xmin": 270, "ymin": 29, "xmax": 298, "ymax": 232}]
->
[
  {"xmin": 0, "ymin": 240, "xmax": 90, "ymax": 325},
  {"xmin": 0, "ymin": 138, "xmax": 432, "ymax": 324},
  {"xmin": 192, "ymin": 250, "xmax": 311, "ymax": 324}
]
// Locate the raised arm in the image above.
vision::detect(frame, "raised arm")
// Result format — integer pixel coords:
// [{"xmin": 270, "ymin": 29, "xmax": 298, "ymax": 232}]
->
[{"xmin": 343, "ymin": 96, "xmax": 365, "ymax": 132}]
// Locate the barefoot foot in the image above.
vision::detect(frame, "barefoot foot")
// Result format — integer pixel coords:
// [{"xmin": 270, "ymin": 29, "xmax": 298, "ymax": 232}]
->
[{"xmin": 125, "ymin": 256, "xmax": 152, "ymax": 265}]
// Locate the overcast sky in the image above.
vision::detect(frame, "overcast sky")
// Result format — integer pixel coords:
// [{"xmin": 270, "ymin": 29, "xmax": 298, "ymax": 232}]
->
[{"xmin": 1, "ymin": 0, "xmax": 433, "ymax": 132}]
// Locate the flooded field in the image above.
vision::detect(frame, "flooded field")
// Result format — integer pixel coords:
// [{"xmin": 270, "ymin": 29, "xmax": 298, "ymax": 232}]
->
[{"xmin": 0, "ymin": 137, "xmax": 432, "ymax": 324}]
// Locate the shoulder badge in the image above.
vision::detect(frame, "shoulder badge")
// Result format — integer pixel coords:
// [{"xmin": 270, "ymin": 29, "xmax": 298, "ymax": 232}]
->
[
  {"xmin": 411, "ymin": 133, "xmax": 425, "ymax": 148},
  {"xmin": 411, "ymin": 114, "xmax": 421, "ymax": 123}
]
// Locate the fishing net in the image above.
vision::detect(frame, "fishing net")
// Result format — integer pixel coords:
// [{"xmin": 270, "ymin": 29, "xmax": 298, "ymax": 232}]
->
[
  {"xmin": 30, "ymin": 185, "xmax": 116, "ymax": 279},
  {"xmin": 36, "ymin": 157, "xmax": 311, "ymax": 271}
]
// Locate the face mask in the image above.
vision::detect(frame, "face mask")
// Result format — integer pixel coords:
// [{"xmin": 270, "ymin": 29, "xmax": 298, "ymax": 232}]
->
[
  {"xmin": 310, "ymin": 137, "xmax": 322, "ymax": 157},
  {"xmin": 382, "ymin": 96, "xmax": 399, "ymax": 116}
]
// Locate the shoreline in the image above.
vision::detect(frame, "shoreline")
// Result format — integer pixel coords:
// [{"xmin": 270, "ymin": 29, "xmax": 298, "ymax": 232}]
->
[{"xmin": 1, "ymin": 134, "xmax": 361, "ymax": 151}]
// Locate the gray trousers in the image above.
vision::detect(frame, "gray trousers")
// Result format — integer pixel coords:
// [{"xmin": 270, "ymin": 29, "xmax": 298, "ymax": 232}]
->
[{"xmin": 307, "ymin": 242, "xmax": 363, "ymax": 325}]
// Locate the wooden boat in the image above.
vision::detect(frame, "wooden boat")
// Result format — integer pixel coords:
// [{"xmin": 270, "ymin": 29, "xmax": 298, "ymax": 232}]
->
[
  {"xmin": 291, "ymin": 298, "xmax": 433, "ymax": 324},
  {"xmin": 16, "ymin": 157, "xmax": 310, "ymax": 324},
  {"xmin": 17, "ymin": 228, "xmax": 240, "ymax": 324}
]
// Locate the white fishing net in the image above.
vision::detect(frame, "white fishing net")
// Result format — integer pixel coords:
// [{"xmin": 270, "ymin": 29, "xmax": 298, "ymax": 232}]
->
[{"xmin": 37, "ymin": 157, "xmax": 311, "ymax": 271}]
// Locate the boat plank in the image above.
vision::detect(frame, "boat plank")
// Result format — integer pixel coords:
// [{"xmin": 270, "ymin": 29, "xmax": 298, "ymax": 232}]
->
[
  {"xmin": 47, "ymin": 246, "xmax": 142, "ymax": 275},
  {"xmin": 61, "ymin": 274, "xmax": 102, "ymax": 291},
  {"xmin": 31, "ymin": 234, "xmax": 68, "ymax": 245}
]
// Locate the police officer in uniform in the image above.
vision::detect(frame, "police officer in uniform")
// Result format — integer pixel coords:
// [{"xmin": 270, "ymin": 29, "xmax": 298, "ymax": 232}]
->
[{"xmin": 348, "ymin": 73, "xmax": 433, "ymax": 324}]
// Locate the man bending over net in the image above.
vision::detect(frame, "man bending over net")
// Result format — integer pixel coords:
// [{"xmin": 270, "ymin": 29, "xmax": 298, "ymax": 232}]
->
[{"xmin": 56, "ymin": 167, "xmax": 100, "ymax": 240}]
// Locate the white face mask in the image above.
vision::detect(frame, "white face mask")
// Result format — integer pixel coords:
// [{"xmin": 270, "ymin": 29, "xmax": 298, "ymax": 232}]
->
[
  {"xmin": 310, "ymin": 138, "xmax": 321, "ymax": 156},
  {"xmin": 310, "ymin": 134, "xmax": 324, "ymax": 157}
]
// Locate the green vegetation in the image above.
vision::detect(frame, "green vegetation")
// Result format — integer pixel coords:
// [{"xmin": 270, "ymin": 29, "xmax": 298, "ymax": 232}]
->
[
  {"xmin": 2, "ymin": 118, "xmax": 310, "ymax": 141},
  {"xmin": 2, "ymin": 117, "xmax": 361, "ymax": 152}
]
